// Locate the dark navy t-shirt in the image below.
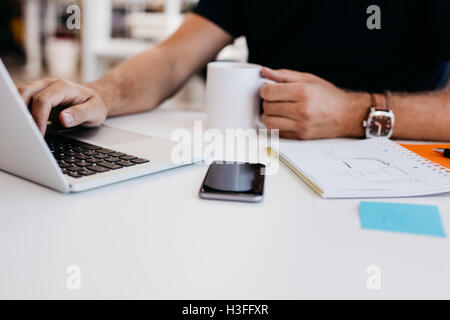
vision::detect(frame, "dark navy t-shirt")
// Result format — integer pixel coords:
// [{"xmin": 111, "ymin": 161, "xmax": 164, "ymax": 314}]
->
[{"xmin": 193, "ymin": 0, "xmax": 450, "ymax": 93}]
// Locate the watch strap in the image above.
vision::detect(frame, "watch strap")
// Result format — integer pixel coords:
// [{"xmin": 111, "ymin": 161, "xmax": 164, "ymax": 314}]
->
[{"xmin": 370, "ymin": 93, "xmax": 390, "ymax": 112}]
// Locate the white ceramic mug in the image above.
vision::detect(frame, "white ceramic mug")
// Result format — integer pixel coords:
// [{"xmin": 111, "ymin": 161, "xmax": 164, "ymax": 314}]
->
[{"xmin": 205, "ymin": 62, "xmax": 274, "ymax": 132}]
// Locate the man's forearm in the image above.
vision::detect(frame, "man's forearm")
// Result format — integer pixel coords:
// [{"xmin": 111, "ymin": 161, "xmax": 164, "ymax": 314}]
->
[
  {"xmin": 347, "ymin": 90, "xmax": 450, "ymax": 141},
  {"xmin": 86, "ymin": 14, "xmax": 232, "ymax": 118},
  {"xmin": 88, "ymin": 46, "xmax": 176, "ymax": 117},
  {"xmin": 390, "ymin": 90, "xmax": 450, "ymax": 141}
]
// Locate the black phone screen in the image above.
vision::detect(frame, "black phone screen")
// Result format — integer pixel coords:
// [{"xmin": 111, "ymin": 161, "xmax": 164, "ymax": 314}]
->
[{"xmin": 199, "ymin": 162, "xmax": 265, "ymax": 202}]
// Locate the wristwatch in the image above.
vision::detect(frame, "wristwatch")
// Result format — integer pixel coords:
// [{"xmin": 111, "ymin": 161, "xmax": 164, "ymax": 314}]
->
[{"xmin": 363, "ymin": 93, "xmax": 395, "ymax": 138}]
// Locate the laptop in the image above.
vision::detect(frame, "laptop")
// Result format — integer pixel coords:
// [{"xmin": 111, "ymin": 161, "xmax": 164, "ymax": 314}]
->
[{"xmin": 0, "ymin": 59, "xmax": 196, "ymax": 193}]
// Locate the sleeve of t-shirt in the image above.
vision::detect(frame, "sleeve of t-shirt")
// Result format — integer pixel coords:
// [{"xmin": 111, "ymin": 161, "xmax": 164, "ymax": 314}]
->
[{"xmin": 192, "ymin": 0, "xmax": 245, "ymax": 38}]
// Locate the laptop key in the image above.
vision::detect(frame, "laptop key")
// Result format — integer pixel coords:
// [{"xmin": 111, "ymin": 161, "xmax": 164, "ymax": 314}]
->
[
  {"xmin": 72, "ymin": 146, "xmax": 85, "ymax": 152},
  {"xmin": 105, "ymin": 157, "xmax": 120, "ymax": 162},
  {"xmin": 68, "ymin": 172, "xmax": 82, "ymax": 178},
  {"xmin": 79, "ymin": 169, "xmax": 96, "ymax": 176},
  {"xmin": 110, "ymin": 152, "xmax": 126, "ymax": 157},
  {"xmin": 59, "ymin": 162, "xmax": 73, "ymax": 169},
  {"xmin": 64, "ymin": 158, "xmax": 78, "ymax": 164},
  {"xmin": 75, "ymin": 160, "xmax": 91, "ymax": 167},
  {"xmin": 83, "ymin": 150, "xmax": 97, "ymax": 156},
  {"xmin": 76, "ymin": 154, "xmax": 91, "ymax": 160},
  {"xmin": 98, "ymin": 161, "xmax": 122, "ymax": 170},
  {"xmin": 68, "ymin": 166, "xmax": 83, "ymax": 172},
  {"xmin": 87, "ymin": 158, "xmax": 102, "ymax": 164},
  {"xmin": 87, "ymin": 165, "xmax": 110, "ymax": 173},
  {"xmin": 97, "ymin": 148, "xmax": 115, "ymax": 154},
  {"xmin": 120, "ymin": 155, "xmax": 137, "ymax": 161},
  {"xmin": 132, "ymin": 158, "xmax": 150, "ymax": 164},
  {"xmin": 93, "ymin": 153, "xmax": 108, "ymax": 159},
  {"xmin": 116, "ymin": 160, "xmax": 136, "ymax": 167}
]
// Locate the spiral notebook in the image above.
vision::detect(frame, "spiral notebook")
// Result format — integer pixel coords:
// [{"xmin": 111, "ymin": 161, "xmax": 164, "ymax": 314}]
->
[
  {"xmin": 278, "ymin": 138, "xmax": 450, "ymax": 199},
  {"xmin": 400, "ymin": 144, "xmax": 450, "ymax": 169}
]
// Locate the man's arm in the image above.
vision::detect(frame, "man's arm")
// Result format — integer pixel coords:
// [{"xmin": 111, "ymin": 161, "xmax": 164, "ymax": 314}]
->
[
  {"xmin": 91, "ymin": 13, "xmax": 232, "ymax": 117},
  {"xmin": 18, "ymin": 14, "xmax": 232, "ymax": 135},
  {"xmin": 260, "ymin": 68, "xmax": 450, "ymax": 141},
  {"xmin": 386, "ymin": 92, "xmax": 450, "ymax": 141}
]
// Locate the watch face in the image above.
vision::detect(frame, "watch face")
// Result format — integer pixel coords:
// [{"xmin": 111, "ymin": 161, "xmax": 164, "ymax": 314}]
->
[{"xmin": 368, "ymin": 115, "xmax": 393, "ymax": 137}]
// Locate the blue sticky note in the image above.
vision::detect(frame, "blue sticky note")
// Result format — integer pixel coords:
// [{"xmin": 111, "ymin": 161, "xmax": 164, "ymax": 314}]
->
[{"xmin": 360, "ymin": 202, "xmax": 446, "ymax": 238}]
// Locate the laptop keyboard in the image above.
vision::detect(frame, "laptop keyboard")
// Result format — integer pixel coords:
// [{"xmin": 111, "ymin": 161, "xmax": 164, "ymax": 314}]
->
[{"xmin": 45, "ymin": 134, "xmax": 150, "ymax": 179}]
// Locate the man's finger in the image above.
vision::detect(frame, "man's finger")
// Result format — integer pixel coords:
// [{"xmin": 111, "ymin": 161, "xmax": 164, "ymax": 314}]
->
[
  {"xmin": 31, "ymin": 80, "xmax": 91, "ymax": 134},
  {"xmin": 261, "ymin": 67, "xmax": 317, "ymax": 83},
  {"xmin": 262, "ymin": 101, "xmax": 301, "ymax": 120},
  {"xmin": 261, "ymin": 114, "xmax": 297, "ymax": 131},
  {"xmin": 59, "ymin": 99, "xmax": 106, "ymax": 128},
  {"xmin": 17, "ymin": 79, "xmax": 56, "ymax": 107},
  {"xmin": 260, "ymin": 82, "xmax": 307, "ymax": 102},
  {"xmin": 279, "ymin": 131, "xmax": 299, "ymax": 140}
]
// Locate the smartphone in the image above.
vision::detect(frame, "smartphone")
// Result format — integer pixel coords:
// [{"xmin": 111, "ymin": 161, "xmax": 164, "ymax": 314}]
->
[{"xmin": 199, "ymin": 162, "xmax": 265, "ymax": 202}]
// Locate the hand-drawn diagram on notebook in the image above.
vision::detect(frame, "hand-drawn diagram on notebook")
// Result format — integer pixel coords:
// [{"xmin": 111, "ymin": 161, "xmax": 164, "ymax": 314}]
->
[
  {"xmin": 337, "ymin": 157, "xmax": 408, "ymax": 177},
  {"xmin": 318, "ymin": 146, "xmax": 421, "ymax": 185}
]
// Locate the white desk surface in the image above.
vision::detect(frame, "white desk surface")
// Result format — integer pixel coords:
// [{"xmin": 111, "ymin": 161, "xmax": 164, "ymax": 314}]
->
[{"xmin": 1, "ymin": 109, "xmax": 450, "ymax": 299}]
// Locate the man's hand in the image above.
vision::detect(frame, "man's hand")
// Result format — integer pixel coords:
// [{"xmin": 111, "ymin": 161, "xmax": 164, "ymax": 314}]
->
[
  {"xmin": 17, "ymin": 79, "xmax": 108, "ymax": 135},
  {"xmin": 260, "ymin": 68, "xmax": 370, "ymax": 140}
]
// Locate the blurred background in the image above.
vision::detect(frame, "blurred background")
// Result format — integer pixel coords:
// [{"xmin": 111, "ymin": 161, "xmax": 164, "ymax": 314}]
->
[{"xmin": 0, "ymin": 0, "xmax": 249, "ymax": 111}]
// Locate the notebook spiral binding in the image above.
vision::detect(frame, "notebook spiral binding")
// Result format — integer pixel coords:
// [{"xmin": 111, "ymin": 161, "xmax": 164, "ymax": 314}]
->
[{"xmin": 381, "ymin": 139, "xmax": 450, "ymax": 178}]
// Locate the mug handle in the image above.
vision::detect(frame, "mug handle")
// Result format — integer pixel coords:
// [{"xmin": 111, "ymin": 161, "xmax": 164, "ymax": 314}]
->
[{"xmin": 255, "ymin": 78, "xmax": 277, "ymax": 129}]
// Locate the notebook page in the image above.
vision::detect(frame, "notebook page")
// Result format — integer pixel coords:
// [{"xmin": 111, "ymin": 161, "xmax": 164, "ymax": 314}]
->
[{"xmin": 279, "ymin": 138, "xmax": 450, "ymax": 198}]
